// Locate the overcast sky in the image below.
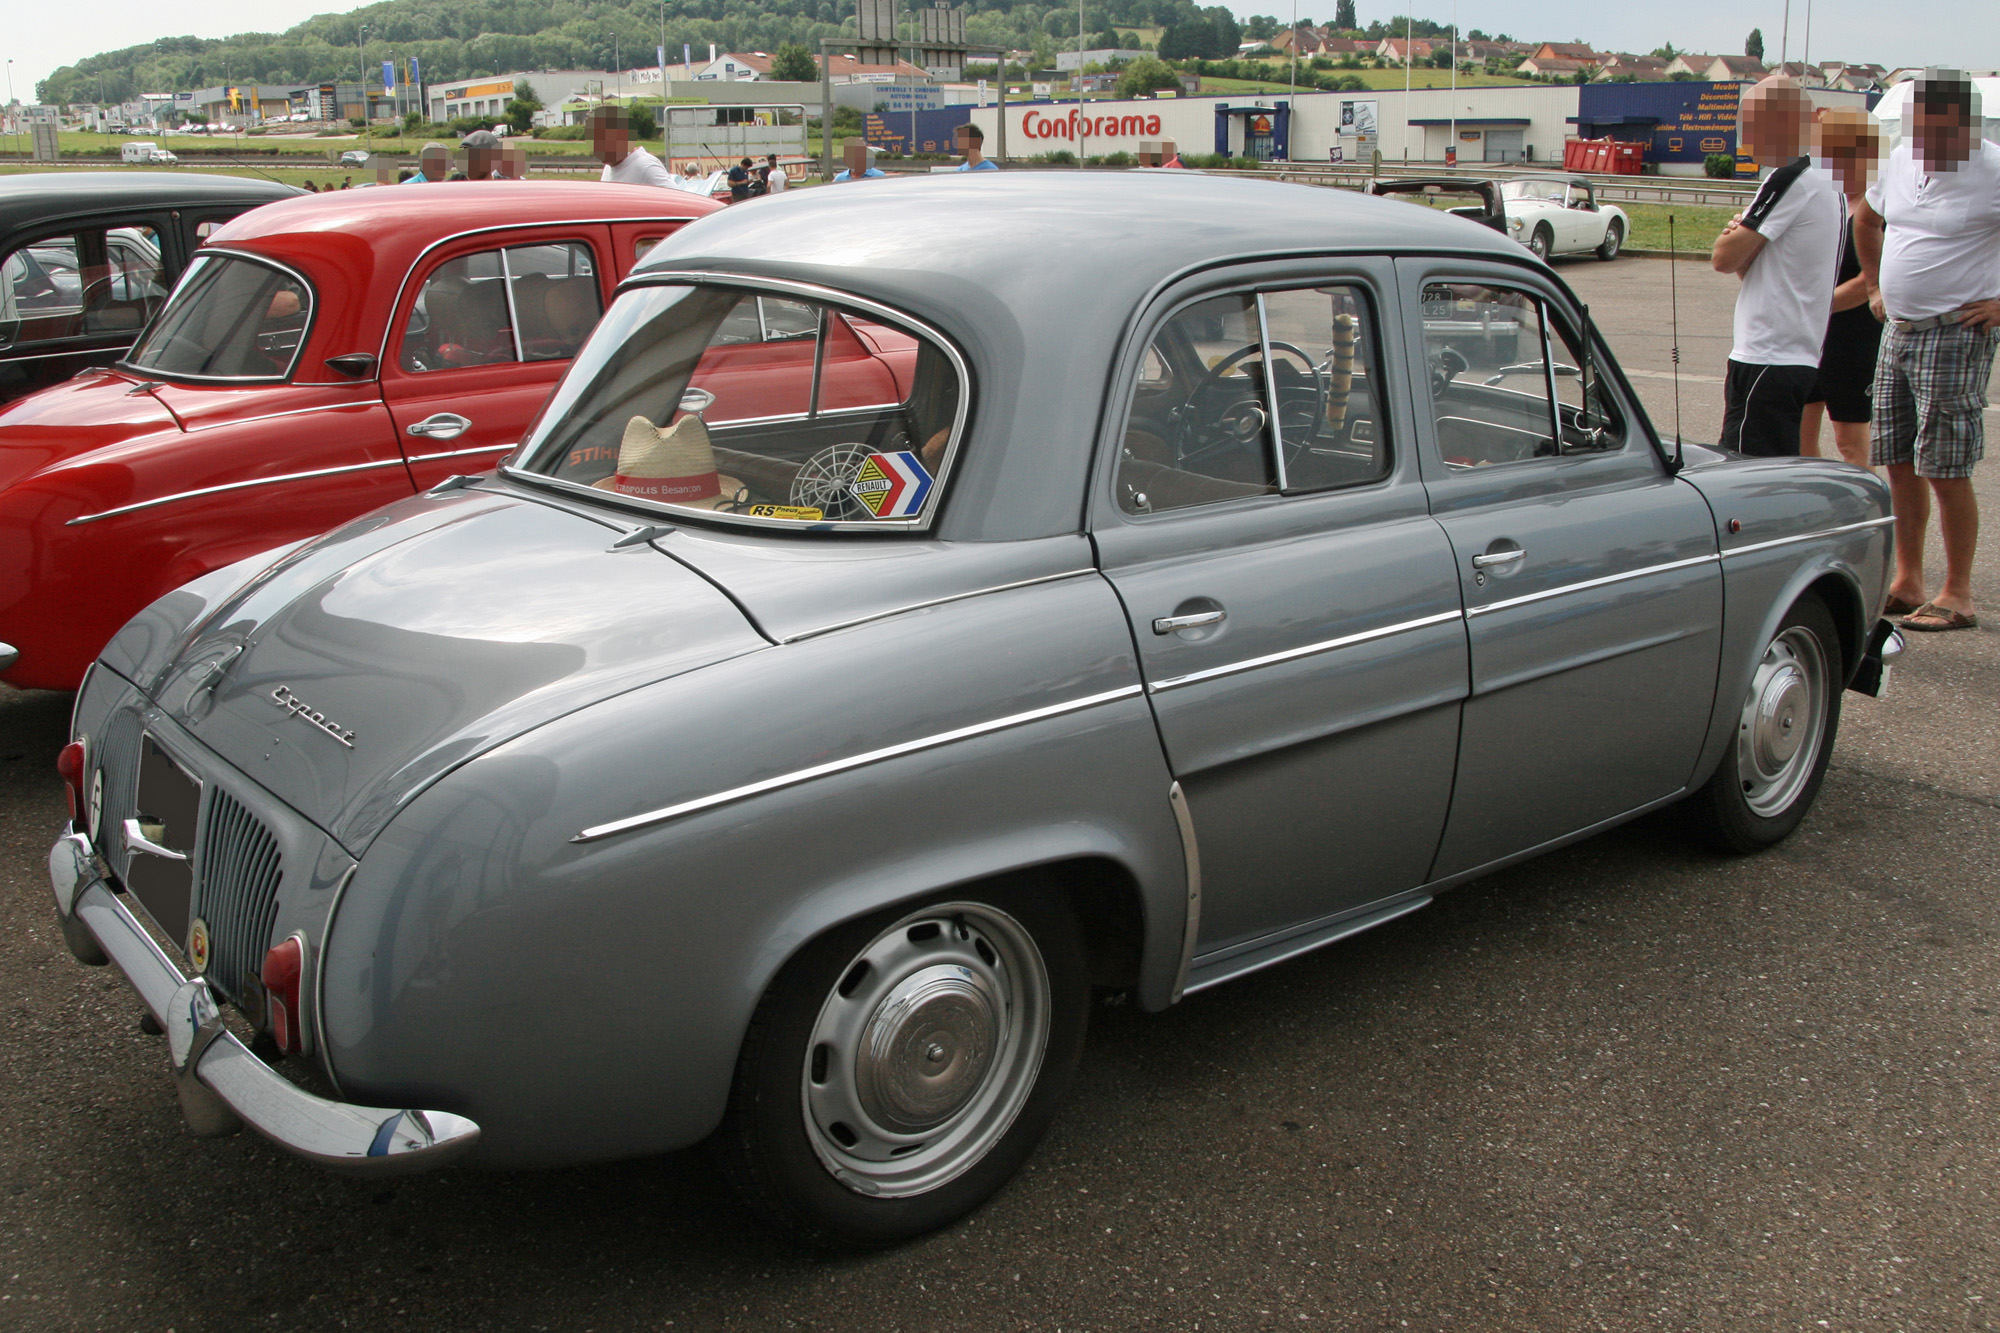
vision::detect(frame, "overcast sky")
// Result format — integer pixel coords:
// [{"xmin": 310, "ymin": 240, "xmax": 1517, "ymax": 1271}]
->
[{"xmin": 5, "ymin": 0, "xmax": 1993, "ymax": 101}]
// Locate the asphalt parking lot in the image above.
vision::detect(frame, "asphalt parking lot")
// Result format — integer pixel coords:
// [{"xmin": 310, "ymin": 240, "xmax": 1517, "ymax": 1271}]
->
[{"xmin": 2, "ymin": 255, "xmax": 1997, "ymax": 1332}]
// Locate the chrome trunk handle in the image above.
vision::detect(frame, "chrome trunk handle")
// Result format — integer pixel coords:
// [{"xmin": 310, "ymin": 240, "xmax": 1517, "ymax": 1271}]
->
[{"xmin": 123, "ymin": 817, "xmax": 187, "ymax": 862}]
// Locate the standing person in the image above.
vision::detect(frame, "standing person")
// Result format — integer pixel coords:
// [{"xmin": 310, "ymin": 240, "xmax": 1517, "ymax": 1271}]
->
[
  {"xmin": 1855, "ymin": 69, "xmax": 2000, "ymax": 632},
  {"xmin": 591, "ymin": 106, "xmax": 675, "ymax": 187},
  {"xmin": 764, "ymin": 153, "xmax": 788, "ymax": 192},
  {"xmin": 953, "ymin": 122, "xmax": 998, "ymax": 171},
  {"xmin": 459, "ymin": 129, "xmax": 503, "ymax": 180},
  {"xmin": 402, "ymin": 143, "xmax": 450, "ymax": 184},
  {"xmin": 1801, "ymin": 108, "xmax": 1886, "ymax": 467},
  {"xmin": 728, "ymin": 156, "xmax": 753, "ymax": 202},
  {"xmin": 832, "ymin": 140, "xmax": 885, "ymax": 182},
  {"xmin": 1711, "ymin": 76, "xmax": 1846, "ymax": 457}
]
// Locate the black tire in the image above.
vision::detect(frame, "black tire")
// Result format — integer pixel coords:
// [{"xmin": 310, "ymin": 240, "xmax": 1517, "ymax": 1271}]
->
[
  {"xmin": 1596, "ymin": 220, "xmax": 1623, "ymax": 261},
  {"xmin": 1528, "ymin": 225, "xmax": 1553, "ymax": 261},
  {"xmin": 1687, "ymin": 596, "xmax": 1843, "ymax": 853},
  {"xmin": 716, "ymin": 884, "xmax": 1089, "ymax": 1247}
]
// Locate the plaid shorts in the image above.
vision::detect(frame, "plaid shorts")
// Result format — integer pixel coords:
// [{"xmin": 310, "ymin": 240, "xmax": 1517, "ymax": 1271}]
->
[{"xmin": 1870, "ymin": 320, "xmax": 2000, "ymax": 479}]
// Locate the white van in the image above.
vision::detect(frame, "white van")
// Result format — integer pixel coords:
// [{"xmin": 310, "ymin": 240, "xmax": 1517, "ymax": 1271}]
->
[{"xmin": 119, "ymin": 142, "xmax": 177, "ymax": 165}]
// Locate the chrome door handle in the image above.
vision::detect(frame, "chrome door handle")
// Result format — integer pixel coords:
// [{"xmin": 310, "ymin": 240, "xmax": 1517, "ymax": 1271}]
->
[
  {"xmin": 407, "ymin": 413, "xmax": 471, "ymax": 440},
  {"xmin": 1154, "ymin": 610, "xmax": 1226, "ymax": 634},
  {"xmin": 123, "ymin": 817, "xmax": 188, "ymax": 863},
  {"xmin": 1471, "ymin": 549, "xmax": 1526, "ymax": 569}
]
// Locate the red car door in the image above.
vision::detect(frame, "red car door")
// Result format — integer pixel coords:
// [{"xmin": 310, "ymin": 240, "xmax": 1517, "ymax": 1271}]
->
[{"xmin": 381, "ymin": 226, "xmax": 612, "ymax": 490}]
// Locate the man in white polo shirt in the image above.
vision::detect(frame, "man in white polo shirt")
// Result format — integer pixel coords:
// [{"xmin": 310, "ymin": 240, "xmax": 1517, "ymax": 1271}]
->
[
  {"xmin": 1855, "ymin": 70, "xmax": 2000, "ymax": 633},
  {"xmin": 1711, "ymin": 76, "xmax": 1845, "ymax": 457},
  {"xmin": 591, "ymin": 106, "xmax": 674, "ymax": 188}
]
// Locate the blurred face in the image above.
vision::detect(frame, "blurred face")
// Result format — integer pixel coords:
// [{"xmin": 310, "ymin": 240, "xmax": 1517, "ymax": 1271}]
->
[
  {"xmin": 1815, "ymin": 108, "xmax": 1880, "ymax": 197},
  {"xmin": 467, "ymin": 147, "xmax": 499, "ymax": 179},
  {"xmin": 593, "ymin": 117, "xmax": 630, "ymax": 165},
  {"xmin": 844, "ymin": 140, "xmax": 869, "ymax": 176},
  {"xmin": 420, "ymin": 147, "xmax": 448, "ymax": 177},
  {"xmin": 1740, "ymin": 79, "xmax": 1811, "ymax": 168},
  {"xmin": 1912, "ymin": 101, "xmax": 1975, "ymax": 173}
]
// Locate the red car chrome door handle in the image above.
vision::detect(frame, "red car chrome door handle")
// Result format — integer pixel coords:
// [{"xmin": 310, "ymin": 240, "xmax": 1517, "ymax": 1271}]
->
[{"xmin": 407, "ymin": 413, "xmax": 472, "ymax": 440}]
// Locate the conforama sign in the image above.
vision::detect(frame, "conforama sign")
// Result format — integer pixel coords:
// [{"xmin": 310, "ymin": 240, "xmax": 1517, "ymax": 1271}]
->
[{"xmin": 1020, "ymin": 107, "xmax": 1165, "ymax": 142}]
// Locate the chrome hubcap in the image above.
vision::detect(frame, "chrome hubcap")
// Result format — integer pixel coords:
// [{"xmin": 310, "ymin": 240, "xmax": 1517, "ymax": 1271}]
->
[
  {"xmin": 802, "ymin": 903, "xmax": 1050, "ymax": 1199},
  {"xmin": 1737, "ymin": 626, "xmax": 1828, "ymax": 817}
]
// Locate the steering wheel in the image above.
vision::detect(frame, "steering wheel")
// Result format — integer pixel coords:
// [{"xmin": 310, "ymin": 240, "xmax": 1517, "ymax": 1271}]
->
[
  {"xmin": 1177, "ymin": 340, "xmax": 1327, "ymax": 466},
  {"xmin": 1428, "ymin": 346, "xmax": 1469, "ymax": 400}
]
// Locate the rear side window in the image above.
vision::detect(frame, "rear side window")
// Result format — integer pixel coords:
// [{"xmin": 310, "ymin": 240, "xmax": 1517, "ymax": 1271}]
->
[
  {"xmin": 1117, "ymin": 283, "xmax": 1391, "ymax": 515},
  {"xmin": 400, "ymin": 241, "xmax": 601, "ymax": 372},
  {"xmin": 0, "ymin": 226, "xmax": 168, "ymax": 347}
]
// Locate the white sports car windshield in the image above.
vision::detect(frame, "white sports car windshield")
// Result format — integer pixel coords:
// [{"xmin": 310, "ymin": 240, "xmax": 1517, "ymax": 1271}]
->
[{"xmin": 1501, "ymin": 180, "xmax": 1568, "ymax": 203}]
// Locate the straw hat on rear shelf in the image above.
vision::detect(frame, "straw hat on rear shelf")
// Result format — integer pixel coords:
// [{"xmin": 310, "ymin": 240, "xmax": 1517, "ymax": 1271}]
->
[{"xmin": 594, "ymin": 412, "xmax": 746, "ymax": 510}]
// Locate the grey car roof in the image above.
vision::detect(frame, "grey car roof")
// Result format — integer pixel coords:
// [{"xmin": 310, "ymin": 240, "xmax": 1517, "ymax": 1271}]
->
[
  {"xmin": 0, "ymin": 171, "xmax": 301, "ymax": 238},
  {"xmin": 631, "ymin": 171, "xmax": 1533, "ymax": 541}
]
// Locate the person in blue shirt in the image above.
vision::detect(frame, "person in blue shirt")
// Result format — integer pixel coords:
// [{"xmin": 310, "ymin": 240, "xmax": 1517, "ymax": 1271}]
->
[
  {"xmin": 954, "ymin": 123, "xmax": 998, "ymax": 171},
  {"xmin": 832, "ymin": 140, "xmax": 886, "ymax": 182},
  {"xmin": 403, "ymin": 143, "xmax": 449, "ymax": 184}
]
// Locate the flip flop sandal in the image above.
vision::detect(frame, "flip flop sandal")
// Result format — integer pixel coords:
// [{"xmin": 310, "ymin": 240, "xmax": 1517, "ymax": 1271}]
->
[
  {"xmin": 1899, "ymin": 602, "xmax": 1978, "ymax": 632},
  {"xmin": 1883, "ymin": 594, "xmax": 1925, "ymax": 616}
]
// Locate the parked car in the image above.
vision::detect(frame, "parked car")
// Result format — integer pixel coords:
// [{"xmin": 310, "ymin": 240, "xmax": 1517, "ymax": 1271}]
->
[
  {"xmin": 51, "ymin": 173, "xmax": 1898, "ymax": 1247},
  {"xmin": 0, "ymin": 181, "xmax": 719, "ymax": 689},
  {"xmin": 1366, "ymin": 176, "xmax": 1507, "ymax": 232},
  {"xmin": 0, "ymin": 172, "xmax": 298, "ymax": 405},
  {"xmin": 1497, "ymin": 175, "xmax": 1630, "ymax": 261},
  {"xmin": 338, "ymin": 149, "xmax": 370, "ymax": 167}
]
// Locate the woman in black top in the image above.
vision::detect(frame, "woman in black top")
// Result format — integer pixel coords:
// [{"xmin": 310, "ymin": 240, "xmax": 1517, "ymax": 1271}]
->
[{"xmin": 1801, "ymin": 109, "xmax": 1884, "ymax": 466}]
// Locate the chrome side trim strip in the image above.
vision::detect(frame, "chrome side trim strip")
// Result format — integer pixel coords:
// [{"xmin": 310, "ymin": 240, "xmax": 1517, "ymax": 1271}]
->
[
  {"xmin": 573, "ymin": 684, "xmax": 1145, "ymax": 843},
  {"xmin": 1167, "ymin": 782, "xmax": 1203, "ymax": 1004},
  {"xmin": 1466, "ymin": 552, "xmax": 1719, "ymax": 618},
  {"xmin": 406, "ymin": 442, "xmax": 514, "ymax": 464},
  {"xmin": 778, "ymin": 569, "xmax": 1098, "ymax": 644},
  {"xmin": 66, "ymin": 456, "xmax": 412, "ymax": 525},
  {"xmin": 1148, "ymin": 609, "xmax": 1463, "ymax": 693},
  {"xmin": 1721, "ymin": 514, "xmax": 1897, "ymax": 559}
]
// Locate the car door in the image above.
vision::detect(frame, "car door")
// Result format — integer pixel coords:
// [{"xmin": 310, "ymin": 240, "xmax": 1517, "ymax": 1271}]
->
[
  {"xmin": 1399, "ymin": 262, "xmax": 1722, "ymax": 880},
  {"xmin": 1093, "ymin": 262, "xmax": 1469, "ymax": 981},
  {"xmin": 1563, "ymin": 183, "xmax": 1603, "ymax": 252},
  {"xmin": 381, "ymin": 227, "xmax": 611, "ymax": 489},
  {"xmin": 0, "ymin": 217, "xmax": 172, "ymax": 403}
]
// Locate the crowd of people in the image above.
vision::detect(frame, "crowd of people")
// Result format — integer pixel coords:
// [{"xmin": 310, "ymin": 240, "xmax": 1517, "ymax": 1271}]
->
[{"xmin": 1715, "ymin": 68, "xmax": 1998, "ymax": 634}]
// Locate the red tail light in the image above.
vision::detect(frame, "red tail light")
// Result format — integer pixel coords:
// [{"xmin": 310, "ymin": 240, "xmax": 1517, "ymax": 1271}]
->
[
  {"xmin": 56, "ymin": 741, "xmax": 86, "ymax": 822},
  {"xmin": 262, "ymin": 934, "xmax": 305, "ymax": 1054}
]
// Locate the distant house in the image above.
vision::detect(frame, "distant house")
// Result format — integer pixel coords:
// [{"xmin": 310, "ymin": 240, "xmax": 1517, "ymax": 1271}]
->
[
  {"xmin": 1269, "ymin": 25, "xmax": 1328, "ymax": 55},
  {"xmin": 1824, "ymin": 62, "xmax": 1888, "ymax": 90},
  {"xmin": 1520, "ymin": 56, "xmax": 1590, "ymax": 79},
  {"xmin": 1375, "ymin": 37, "xmax": 1434, "ymax": 65},
  {"xmin": 1664, "ymin": 54, "xmax": 1714, "ymax": 79},
  {"xmin": 1533, "ymin": 42, "xmax": 1601, "ymax": 62},
  {"xmin": 1594, "ymin": 54, "xmax": 1669, "ymax": 80},
  {"xmin": 1703, "ymin": 55, "xmax": 1767, "ymax": 82},
  {"xmin": 1321, "ymin": 38, "xmax": 1371, "ymax": 56},
  {"xmin": 1769, "ymin": 61, "xmax": 1825, "ymax": 85}
]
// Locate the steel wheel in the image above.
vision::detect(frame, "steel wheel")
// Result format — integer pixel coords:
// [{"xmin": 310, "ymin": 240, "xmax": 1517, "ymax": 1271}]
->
[
  {"xmin": 1735, "ymin": 625, "xmax": 1829, "ymax": 818},
  {"xmin": 1597, "ymin": 220, "xmax": 1623, "ymax": 261},
  {"xmin": 800, "ymin": 902, "xmax": 1050, "ymax": 1199},
  {"xmin": 1529, "ymin": 225, "xmax": 1552, "ymax": 260}
]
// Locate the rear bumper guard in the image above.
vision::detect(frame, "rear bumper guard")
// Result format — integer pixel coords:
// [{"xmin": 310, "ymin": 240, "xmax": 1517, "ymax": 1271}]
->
[{"xmin": 49, "ymin": 828, "xmax": 480, "ymax": 1175}]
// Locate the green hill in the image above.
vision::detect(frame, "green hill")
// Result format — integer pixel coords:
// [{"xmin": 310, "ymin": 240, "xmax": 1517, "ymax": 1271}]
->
[{"xmin": 37, "ymin": 0, "xmax": 1249, "ymax": 104}]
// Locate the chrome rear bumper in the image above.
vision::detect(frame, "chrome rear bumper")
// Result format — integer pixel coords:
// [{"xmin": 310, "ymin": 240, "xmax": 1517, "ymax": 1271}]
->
[{"xmin": 49, "ymin": 828, "xmax": 480, "ymax": 1175}]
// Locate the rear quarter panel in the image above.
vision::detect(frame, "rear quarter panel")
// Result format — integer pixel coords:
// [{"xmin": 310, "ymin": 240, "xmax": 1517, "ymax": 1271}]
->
[
  {"xmin": 318, "ymin": 573, "xmax": 1186, "ymax": 1167},
  {"xmin": 1681, "ymin": 456, "xmax": 1893, "ymax": 789}
]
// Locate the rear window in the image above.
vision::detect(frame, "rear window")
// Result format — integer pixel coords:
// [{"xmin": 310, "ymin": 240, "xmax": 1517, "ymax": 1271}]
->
[
  {"xmin": 125, "ymin": 253, "xmax": 312, "ymax": 380},
  {"xmin": 516, "ymin": 282, "xmax": 967, "ymax": 529}
]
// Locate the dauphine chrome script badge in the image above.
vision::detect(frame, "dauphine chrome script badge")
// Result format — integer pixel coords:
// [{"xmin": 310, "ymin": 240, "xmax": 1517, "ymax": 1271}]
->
[{"xmin": 269, "ymin": 686, "xmax": 356, "ymax": 748}]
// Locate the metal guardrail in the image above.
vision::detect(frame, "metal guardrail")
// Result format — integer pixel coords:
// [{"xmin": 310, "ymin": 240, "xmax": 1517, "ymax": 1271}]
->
[{"xmin": 1221, "ymin": 159, "xmax": 1758, "ymax": 207}]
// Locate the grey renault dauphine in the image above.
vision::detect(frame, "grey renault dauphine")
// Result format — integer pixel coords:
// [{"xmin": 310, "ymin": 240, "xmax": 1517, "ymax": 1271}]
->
[{"xmin": 51, "ymin": 172, "xmax": 1899, "ymax": 1245}]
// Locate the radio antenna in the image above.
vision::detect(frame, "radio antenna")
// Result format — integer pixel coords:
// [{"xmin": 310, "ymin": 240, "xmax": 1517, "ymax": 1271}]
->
[{"xmin": 1668, "ymin": 213, "xmax": 1685, "ymax": 470}]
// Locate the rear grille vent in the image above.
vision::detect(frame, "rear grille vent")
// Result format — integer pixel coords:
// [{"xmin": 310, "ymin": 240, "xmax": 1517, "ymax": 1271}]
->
[{"xmin": 192, "ymin": 787, "xmax": 284, "ymax": 1000}]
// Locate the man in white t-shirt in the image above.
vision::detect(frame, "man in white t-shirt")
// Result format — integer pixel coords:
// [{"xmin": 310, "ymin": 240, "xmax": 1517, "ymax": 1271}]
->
[
  {"xmin": 1711, "ymin": 76, "xmax": 1845, "ymax": 457},
  {"xmin": 591, "ymin": 106, "xmax": 674, "ymax": 188},
  {"xmin": 1855, "ymin": 70, "xmax": 2000, "ymax": 632},
  {"xmin": 764, "ymin": 155, "xmax": 788, "ymax": 192}
]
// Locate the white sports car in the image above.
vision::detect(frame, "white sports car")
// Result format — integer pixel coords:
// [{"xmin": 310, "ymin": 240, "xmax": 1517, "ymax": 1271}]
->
[{"xmin": 1500, "ymin": 176, "xmax": 1629, "ymax": 261}]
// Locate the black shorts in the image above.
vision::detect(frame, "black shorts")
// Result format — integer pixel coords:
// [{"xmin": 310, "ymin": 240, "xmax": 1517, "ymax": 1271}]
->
[
  {"xmin": 1721, "ymin": 360, "xmax": 1818, "ymax": 457},
  {"xmin": 1805, "ymin": 315, "xmax": 1884, "ymax": 423}
]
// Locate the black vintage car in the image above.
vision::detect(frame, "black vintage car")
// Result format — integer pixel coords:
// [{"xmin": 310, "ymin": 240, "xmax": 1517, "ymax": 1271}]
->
[
  {"xmin": 1366, "ymin": 176, "xmax": 1507, "ymax": 232},
  {"xmin": 0, "ymin": 172, "xmax": 298, "ymax": 404}
]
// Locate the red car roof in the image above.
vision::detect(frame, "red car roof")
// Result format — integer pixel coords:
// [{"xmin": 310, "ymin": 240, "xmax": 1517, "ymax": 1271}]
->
[{"xmin": 202, "ymin": 182, "xmax": 721, "ymax": 377}]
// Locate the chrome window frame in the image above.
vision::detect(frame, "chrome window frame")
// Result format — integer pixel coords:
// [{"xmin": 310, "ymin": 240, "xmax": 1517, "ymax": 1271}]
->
[
  {"xmin": 119, "ymin": 247, "xmax": 318, "ymax": 385},
  {"xmin": 505, "ymin": 272, "xmax": 973, "ymax": 534}
]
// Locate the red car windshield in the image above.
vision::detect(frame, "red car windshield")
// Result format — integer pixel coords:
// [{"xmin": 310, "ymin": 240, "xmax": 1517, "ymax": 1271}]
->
[
  {"xmin": 126, "ymin": 254, "xmax": 313, "ymax": 381},
  {"xmin": 517, "ymin": 282, "xmax": 967, "ymax": 529}
]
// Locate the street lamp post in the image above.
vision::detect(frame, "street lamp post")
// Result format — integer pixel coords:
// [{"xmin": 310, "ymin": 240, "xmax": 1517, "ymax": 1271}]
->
[
  {"xmin": 6, "ymin": 60, "xmax": 17, "ymax": 161},
  {"xmin": 357, "ymin": 22, "xmax": 370, "ymax": 131}
]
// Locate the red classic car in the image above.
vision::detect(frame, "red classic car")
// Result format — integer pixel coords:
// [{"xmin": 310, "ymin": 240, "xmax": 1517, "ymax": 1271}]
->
[{"xmin": 0, "ymin": 182, "xmax": 722, "ymax": 690}]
